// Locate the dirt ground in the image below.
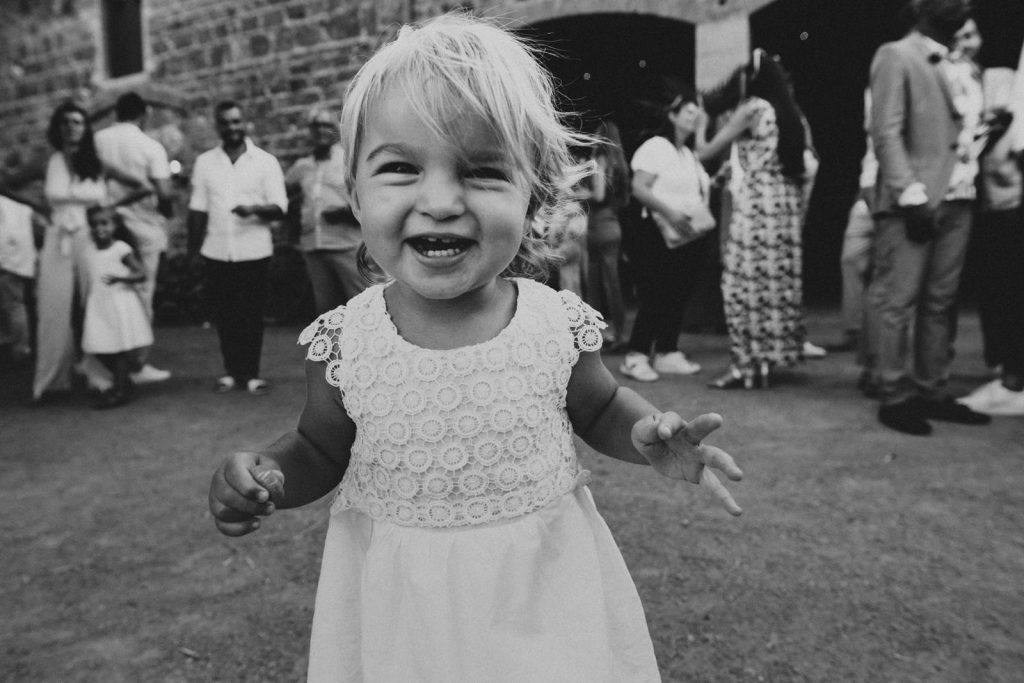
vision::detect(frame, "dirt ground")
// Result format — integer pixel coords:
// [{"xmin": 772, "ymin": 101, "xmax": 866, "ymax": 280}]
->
[{"xmin": 2, "ymin": 308, "xmax": 1022, "ymax": 682}]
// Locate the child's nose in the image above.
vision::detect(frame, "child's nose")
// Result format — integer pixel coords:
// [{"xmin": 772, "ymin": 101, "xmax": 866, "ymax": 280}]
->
[{"xmin": 416, "ymin": 171, "xmax": 465, "ymax": 220}]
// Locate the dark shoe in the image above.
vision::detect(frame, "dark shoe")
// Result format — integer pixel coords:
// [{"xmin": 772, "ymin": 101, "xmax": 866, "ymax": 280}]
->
[
  {"xmin": 857, "ymin": 371, "xmax": 880, "ymax": 399},
  {"xmin": 919, "ymin": 397, "xmax": 992, "ymax": 425},
  {"xmin": 878, "ymin": 399, "xmax": 932, "ymax": 435},
  {"xmin": 94, "ymin": 389, "xmax": 129, "ymax": 410},
  {"xmin": 826, "ymin": 331, "xmax": 859, "ymax": 352}
]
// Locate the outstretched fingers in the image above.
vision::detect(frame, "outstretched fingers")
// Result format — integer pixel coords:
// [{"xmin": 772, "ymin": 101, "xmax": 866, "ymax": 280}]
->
[
  {"xmin": 681, "ymin": 412, "xmax": 724, "ymax": 445},
  {"xmin": 698, "ymin": 444, "xmax": 743, "ymax": 482},
  {"xmin": 701, "ymin": 468, "xmax": 743, "ymax": 516}
]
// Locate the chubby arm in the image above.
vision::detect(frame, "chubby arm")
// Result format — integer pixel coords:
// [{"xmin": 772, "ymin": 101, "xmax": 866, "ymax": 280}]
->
[
  {"xmin": 208, "ymin": 358, "xmax": 355, "ymax": 536},
  {"xmin": 567, "ymin": 350, "xmax": 743, "ymax": 515}
]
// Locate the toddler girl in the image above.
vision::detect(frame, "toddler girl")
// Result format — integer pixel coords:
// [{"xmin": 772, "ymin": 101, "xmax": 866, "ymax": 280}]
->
[
  {"xmin": 209, "ymin": 14, "xmax": 742, "ymax": 682},
  {"xmin": 81, "ymin": 205, "xmax": 152, "ymax": 408}
]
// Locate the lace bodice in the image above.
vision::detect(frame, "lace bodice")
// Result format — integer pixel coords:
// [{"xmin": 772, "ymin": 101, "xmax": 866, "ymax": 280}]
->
[{"xmin": 298, "ymin": 278, "xmax": 605, "ymax": 528}]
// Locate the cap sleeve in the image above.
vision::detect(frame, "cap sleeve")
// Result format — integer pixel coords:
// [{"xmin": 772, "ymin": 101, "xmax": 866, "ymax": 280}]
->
[
  {"xmin": 557, "ymin": 290, "xmax": 606, "ymax": 354},
  {"xmin": 297, "ymin": 306, "xmax": 347, "ymax": 387}
]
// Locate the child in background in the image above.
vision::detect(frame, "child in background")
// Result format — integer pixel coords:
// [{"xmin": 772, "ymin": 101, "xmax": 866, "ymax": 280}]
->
[
  {"xmin": 0, "ymin": 194, "xmax": 40, "ymax": 365},
  {"xmin": 81, "ymin": 205, "xmax": 152, "ymax": 408},
  {"xmin": 209, "ymin": 14, "xmax": 743, "ymax": 682}
]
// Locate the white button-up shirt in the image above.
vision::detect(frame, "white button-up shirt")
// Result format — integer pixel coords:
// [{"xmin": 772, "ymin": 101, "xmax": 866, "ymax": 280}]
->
[
  {"xmin": 95, "ymin": 122, "xmax": 172, "ymax": 251},
  {"xmin": 189, "ymin": 139, "xmax": 287, "ymax": 262}
]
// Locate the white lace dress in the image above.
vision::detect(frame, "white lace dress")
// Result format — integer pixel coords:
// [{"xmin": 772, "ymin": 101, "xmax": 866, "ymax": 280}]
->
[{"xmin": 299, "ymin": 278, "xmax": 660, "ymax": 682}]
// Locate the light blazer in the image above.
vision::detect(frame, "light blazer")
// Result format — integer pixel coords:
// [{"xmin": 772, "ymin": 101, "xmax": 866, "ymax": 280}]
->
[{"xmin": 869, "ymin": 31, "xmax": 963, "ymax": 213}]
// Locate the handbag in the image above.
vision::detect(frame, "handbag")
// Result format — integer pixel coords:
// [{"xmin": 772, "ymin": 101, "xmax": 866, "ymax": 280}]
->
[
  {"xmin": 649, "ymin": 145, "xmax": 716, "ymax": 249},
  {"xmin": 651, "ymin": 201, "xmax": 716, "ymax": 248}
]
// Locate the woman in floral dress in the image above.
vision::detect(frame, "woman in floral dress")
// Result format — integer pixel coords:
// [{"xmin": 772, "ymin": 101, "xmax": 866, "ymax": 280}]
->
[{"xmin": 699, "ymin": 49, "xmax": 811, "ymax": 389}]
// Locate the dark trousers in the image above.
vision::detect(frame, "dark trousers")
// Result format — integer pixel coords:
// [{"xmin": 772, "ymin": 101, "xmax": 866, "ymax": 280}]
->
[
  {"xmin": 627, "ymin": 216, "xmax": 707, "ymax": 355},
  {"xmin": 975, "ymin": 207, "xmax": 1024, "ymax": 380},
  {"xmin": 866, "ymin": 201, "xmax": 972, "ymax": 404},
  {"xmin": 204, "ymin": 257, "xmax": 270, "ymax": 381}
]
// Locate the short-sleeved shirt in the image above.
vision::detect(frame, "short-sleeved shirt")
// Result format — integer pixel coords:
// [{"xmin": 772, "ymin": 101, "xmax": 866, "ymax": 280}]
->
[
  {"xmin": 284, "ymin": 145, "xmax": 361, "ymax": 252},
  {"xmin": 0, "ymin": 196, "xmax": 37, "ymax": 278},
  {"xmin": 630, "ymin": 135, "xmax": 709, "ymax": 215},
  {"xmin": 189, "ymin": 139, "xmax": 287, "ymax": 262},
  {"xmin": 95, "ymin": 122, "xmax": 172, "ymax": 252}
]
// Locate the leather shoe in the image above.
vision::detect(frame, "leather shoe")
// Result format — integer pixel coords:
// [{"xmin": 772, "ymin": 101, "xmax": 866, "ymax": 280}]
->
[
  {"xmin": 919, "ymin": 397, "xmax": 991, "ymax": 425},
  {"xmin": 879, "ymin": 399, "xmax": 931, "ymax": 435}
]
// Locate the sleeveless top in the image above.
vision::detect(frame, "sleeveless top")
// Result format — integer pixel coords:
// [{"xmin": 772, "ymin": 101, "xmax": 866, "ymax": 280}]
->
[{"xmin": 298, "ymin": 278, "xmax": 606, "ymax": 529}]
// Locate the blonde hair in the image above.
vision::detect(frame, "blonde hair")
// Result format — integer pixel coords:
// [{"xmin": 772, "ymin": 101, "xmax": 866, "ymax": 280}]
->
[{"xmin": 340, "ymin": 12, "xmax": 592, "ymax": 281}]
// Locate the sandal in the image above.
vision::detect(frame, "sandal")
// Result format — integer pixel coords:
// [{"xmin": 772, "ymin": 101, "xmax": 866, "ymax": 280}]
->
[
  {"xmin": 246, "ymin": 378, "xmax": 270, "ymax": 395},
  {"xmin": 214, "ymin": 375, "xmax": 236, "ymax": 393},
  {"xmin": 708, "ymin": 367, "xmax": 754, "ymax": 390}
]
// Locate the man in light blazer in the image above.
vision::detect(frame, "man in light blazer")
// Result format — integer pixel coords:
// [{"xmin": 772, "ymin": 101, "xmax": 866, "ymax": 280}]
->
[{"xmin": 866, "ymin": 0, "xmax": 990, "ymax": 435}]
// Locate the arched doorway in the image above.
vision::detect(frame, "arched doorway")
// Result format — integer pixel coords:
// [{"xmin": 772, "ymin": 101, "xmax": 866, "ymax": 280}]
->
[{"xmin": 521, "ymin": 14, "xmax": 695, "ymax": 156}]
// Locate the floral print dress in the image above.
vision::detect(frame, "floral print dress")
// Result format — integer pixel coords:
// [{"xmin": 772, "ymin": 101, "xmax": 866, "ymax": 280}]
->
[{"xmin": 722, "ymin": 96, "xmax": 807, "ymax": 373}]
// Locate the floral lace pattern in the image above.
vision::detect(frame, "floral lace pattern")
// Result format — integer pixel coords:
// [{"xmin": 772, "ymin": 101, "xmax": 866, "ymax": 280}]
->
[{"xmin": 298, "ymin": 278, "xmax": 606, "ymax": 528}]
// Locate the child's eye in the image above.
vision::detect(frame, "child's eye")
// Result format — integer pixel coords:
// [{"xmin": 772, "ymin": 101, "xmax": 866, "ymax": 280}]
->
[
  {"xmin": 376, "ymin": 161, "xmax": 417, "ymax": 175},
  {"xmin": 465, "ymin": 166, "xmax": 510, "ymax": 182}
]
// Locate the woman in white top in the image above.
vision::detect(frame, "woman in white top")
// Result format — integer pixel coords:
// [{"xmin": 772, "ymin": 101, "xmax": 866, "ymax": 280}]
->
[
  {"xmin": 618, "ymin": 85, "xmax": 712, "ymax": 382},
  {"xmin": 32, "ymin": 101, "xmax": 149, "ymax": 401}
]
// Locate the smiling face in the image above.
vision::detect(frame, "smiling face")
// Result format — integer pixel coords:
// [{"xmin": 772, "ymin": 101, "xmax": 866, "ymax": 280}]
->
[
  {"xmin": 60, "ymin": 110, "xmax": 87, "ymax": 147},
  {"xmin": 954, "ymin": 18, "xmax": 981, "ymax": 60},
  {"xmin": 349, "ymin": 86, "xmax": 531, "ymax": 303},
  {"xmin": 309, "ymin": 112, "xmax": 339, "ymax": 150},
  {"xmin": 668, "ymin": 100, "xmax": 702, "ymax": 139},
  {"xmin": 88, "ymin": 210, "xmax": 116, "ymax": 248},
  {"xmin": 215, "ymin": 106, "xmax": 246, "ymax": 148}
]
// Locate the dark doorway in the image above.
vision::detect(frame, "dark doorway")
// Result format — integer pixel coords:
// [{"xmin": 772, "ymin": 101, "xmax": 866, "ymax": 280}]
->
[
  {"xmin": 751, "ymin": 0, "xmax": 1024, "ymax": 304},
  {"xmin": 522, "ymin": 14, "xmax": 695, "ymax": 157}
]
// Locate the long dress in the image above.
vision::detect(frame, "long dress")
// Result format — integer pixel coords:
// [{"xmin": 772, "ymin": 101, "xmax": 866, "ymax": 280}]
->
[
  {"xmin": 722, "ymin": 97, "xmax": 807, "ymax": 372},
  {"xmin": 80, "ymin": 240, "xmax": 153, "ymax": 354},
  {"xmin": 33, "ymin": 153, "xmax": 107, "ymax": 398},
  {"xmin": 299, "ymin": 278, "xmax": 661, "ymax": 682}
]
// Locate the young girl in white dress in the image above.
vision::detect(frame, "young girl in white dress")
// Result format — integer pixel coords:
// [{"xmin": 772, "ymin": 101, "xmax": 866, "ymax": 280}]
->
[
  {"xmin": 81, "ymin": 205, "xmax": 152, "ymax": 408},
  {"xmin": 209, "ymin": 14, "xmax": 743, "ymax": 682}
]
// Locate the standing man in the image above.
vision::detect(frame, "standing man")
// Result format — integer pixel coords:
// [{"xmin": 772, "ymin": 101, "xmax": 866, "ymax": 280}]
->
[
  {"xmin": 867, "ymin": 0, "xmax": 990, "ymax": 435},
  {"xmin": 187, "ymin": 101, "xmax": 287, "ymax": 395},
  {"xmin": 284, "ymin": 107, "xmax": 365, "ymax": 313},
  {"xmin": 94, "ymin": 91, "xmax": 175, "ymax": 384}
]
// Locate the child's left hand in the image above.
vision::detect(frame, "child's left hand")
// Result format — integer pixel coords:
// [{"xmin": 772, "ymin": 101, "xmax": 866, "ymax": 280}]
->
[{"xmin": 631, "ymin": 412, "xmax": 743, "ymax": 516}]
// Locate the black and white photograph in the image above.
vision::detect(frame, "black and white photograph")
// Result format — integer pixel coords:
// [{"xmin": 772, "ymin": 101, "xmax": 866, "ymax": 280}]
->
[{"xmin": 2, "ymin": 0, "xmax": 1022, "ymax": 680}]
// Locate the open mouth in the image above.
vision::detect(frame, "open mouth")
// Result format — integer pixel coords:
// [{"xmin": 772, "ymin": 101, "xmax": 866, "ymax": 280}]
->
[{"xmin": 406, "ymin": 236, "xmax": 474, "ymax": 258}]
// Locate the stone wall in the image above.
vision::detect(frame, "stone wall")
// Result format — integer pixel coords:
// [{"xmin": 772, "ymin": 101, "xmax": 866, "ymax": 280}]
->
[
  {"xmin": 0, "ymin": 0, "xmax": 766, "ymax": 257},
  {"xmin": 0, "ymin": 0, "xmax": 768, "ymax": 173}
]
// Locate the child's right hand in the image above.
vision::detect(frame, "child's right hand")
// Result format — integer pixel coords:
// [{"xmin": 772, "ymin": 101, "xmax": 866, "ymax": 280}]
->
[{"xmin": 208, "ymin": 452, "xmax": 284, "ymax": 537}]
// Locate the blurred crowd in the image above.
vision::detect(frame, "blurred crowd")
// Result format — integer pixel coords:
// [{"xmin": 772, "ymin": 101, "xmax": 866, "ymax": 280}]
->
[{"xmin": 0, "ymin": 0, "xmax": 1021, "ymax": 431}]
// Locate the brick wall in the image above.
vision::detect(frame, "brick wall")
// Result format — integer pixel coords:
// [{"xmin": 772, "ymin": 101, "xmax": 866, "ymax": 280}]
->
[{"xmin": 0, "ymin": 0, "xmax": 766, "ymax": 249}]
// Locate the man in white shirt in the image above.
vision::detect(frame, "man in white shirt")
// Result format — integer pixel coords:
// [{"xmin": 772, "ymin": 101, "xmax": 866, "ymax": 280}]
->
[
  {"xmin": 187, "ymin": 101, "xmax": 287, "ymax": 394},
  {"xmin": 94, "ymin": 92, "xmax": 176, "ymax": 385},
  {"xmin": 284, "ymin": 107, "xmax": 365, "ymax": 314}
]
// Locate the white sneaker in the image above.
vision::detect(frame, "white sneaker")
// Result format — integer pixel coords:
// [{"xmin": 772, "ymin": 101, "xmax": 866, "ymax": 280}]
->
[
  {"xmin": 619, "ymin": 353, "xmax": 660, "ymax": 382},
  {"xmin": 652, "ymin": 351, "xmax": 701, "ymax": 375},
  {"xmin": 803, "ymin": 341, "xmax": 827, "ymax": 359},
  {"xmin": 959, "ymin": 380, "xmax": 1024, "ymax": 416},
  {"xmin": 130, "ymin": 364, "xmax": 172, "ymax": 385}
]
